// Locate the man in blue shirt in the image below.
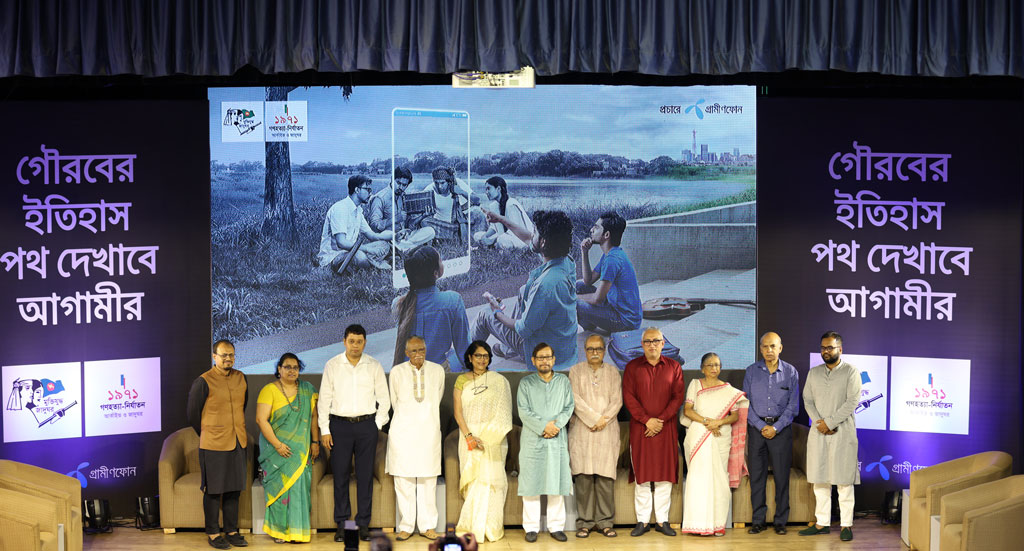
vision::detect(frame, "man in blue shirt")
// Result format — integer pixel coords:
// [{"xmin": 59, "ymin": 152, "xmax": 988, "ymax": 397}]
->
[
  {"xmin": 742, "ymin": 331, "xmax": 800, "ymax": 535},
  {"xmin": 577, "ymin": 212, "xmax": 642, "ymax": 333},
  {"xmin": 410, "ymin": 285, "xmax": 470, "ymax": 369},
  {"xmin": 473, "ymin": 210, "xmax": 578, "ymax": 370}
]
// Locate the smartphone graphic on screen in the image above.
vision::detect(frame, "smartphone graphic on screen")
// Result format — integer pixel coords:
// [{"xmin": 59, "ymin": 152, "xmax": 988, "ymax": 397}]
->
[{"xmin": 391, "ymin": 108, "xmax": 471, "ymax": 288}]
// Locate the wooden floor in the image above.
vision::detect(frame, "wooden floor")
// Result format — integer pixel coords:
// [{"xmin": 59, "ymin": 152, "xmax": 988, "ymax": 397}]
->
[{"xmin": 84, "ymin": 520, "xmax": 907, "ymax": 550}]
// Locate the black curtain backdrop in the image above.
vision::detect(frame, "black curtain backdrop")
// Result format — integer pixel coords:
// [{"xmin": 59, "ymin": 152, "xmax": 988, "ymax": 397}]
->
[{"xmin": 0, "ymin": 0, "xmax": 1021, "ymax": 78}]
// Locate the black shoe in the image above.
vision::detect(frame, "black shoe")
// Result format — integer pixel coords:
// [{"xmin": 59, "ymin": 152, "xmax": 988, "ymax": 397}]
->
[
  {"xmin": 747, "ymin": 523, "xmax": 767, "ymax": 534},
  {"xmin": 840, "ymin": 527, "xmax": 853, "ymax": 541},
  {"xmin": 358, "ymin": 526, "xmax": 370, "ymax": 541},
  {"xmin": 550, "ymin": 531, "xmax": 567, "ymax": 542},
  {"xmin": 655, "ymin": 522, "xmax": 676, "ymax": 536},
  {"xmin": 799, "ymin": 524, "xmax": 830, "ymax": 536},
  {"xmin": 207, "ymin": 536, "xmax": 231, "ymax": 550},
  {"xmin": 630, "ymin": 522, "xmax": 649, "ymax": 537},
  {"xmin": 774, "ymin": 525, "xmax": 788, "ymax": 535},
  {"xmin": 225, "ymin": 533, "xmax": 248, "ymax": 547},
  {"xmin": 525, "ymin": 531, "xmax": 538, "ymax": 542}
]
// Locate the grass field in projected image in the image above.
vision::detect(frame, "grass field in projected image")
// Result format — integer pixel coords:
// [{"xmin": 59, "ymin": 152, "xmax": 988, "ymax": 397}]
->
[{"xmin": 211, "ymin": 170, "xmax": 754, "ymax": 344}]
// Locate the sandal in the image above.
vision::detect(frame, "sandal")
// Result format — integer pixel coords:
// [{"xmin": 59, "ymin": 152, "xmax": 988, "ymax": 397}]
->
[
  {"xmin": 600, "ymin": 527, "xmax": 617, "ymax": 537},
  {"xmin": 575, "ymin": 528, "xmax": 590, "ymax": 538}
]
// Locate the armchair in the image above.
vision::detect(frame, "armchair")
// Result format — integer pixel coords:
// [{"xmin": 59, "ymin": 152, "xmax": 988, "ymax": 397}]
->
[
  {"xmin": 0, "ymin": 487, "xmax": 60, "ymax": 551},
  {"xmin": 939, "ymin": 474, "xmax": 1024, "ymax": 551},
  {"xmin": 157, "ymin": 427, "xmax": 255, "ymax": 533},
  {"xmin": 0, "ymin": 459, "xmax": 82, "ymax": 551},
  {"xmin": 908, "ymin": 451, "xmax": 1012, "ymax": 551}
]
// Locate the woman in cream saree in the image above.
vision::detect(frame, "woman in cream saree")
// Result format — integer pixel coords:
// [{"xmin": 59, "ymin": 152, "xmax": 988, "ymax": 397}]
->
[
  {"xmin": 453, "ymin": 341, "xmax": 513, "ymax": 542},
  {"xmin": 680, "ymin": 352, "xmax": 749, "ymax": 536}
]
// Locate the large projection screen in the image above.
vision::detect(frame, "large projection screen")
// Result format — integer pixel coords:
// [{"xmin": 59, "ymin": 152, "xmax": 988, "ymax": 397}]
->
[{"xmin": 208, "ymin": 85, "xmax": 756, "ymax": 373}]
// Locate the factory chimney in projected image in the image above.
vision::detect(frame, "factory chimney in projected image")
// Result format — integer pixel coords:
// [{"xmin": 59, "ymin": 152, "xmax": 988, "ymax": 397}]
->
[{"xmin": 692, "ymin": 129, "xmax": 697, "ymax": 157}]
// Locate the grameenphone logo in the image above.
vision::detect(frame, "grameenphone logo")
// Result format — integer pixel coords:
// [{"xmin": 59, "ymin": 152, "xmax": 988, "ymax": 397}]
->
[
  {"xmin": 67, "ymin": 461, "xmax": 90, "ymax": 488},
  {"xmin": 866, "ymin": 455, "xmax": 893, "ymax": 481},
  {"xmin": 685, "ymin": 99, "xmax": 706, "ymax": 119}
]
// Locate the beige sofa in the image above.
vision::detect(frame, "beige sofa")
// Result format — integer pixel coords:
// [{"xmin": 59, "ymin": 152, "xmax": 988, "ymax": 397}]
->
[
  {"xmin": 908, "ymin": 451, "xmax": 1012, "ymax": 551},
  {"xmin": 939, "ymin": 474, "xmax": 1024, "ymax": 551},
  {"xmin": 310, "ymin": 431, "xmax": 396, "ymax": 529},
  {"xmin": 730, "ymin": 422, "xmax": 815, "ymax": 525},
  {"xmin": 157, "ymin": 427, "xmax": 255, "ymax": 533},
  {"xmin": 0, "ymin": 459, "xmax": 82, "ymax": 551},
  {"xmin": 444, "ymin": 425, "xmax": 525, "ymax": 525},
  {"xmin": 611, "ymin": 421, "xmax": 686, "ymax": 525},
  {"xmin": 444, "ymin": 421, "xmax": 685, "ymax": 527}
]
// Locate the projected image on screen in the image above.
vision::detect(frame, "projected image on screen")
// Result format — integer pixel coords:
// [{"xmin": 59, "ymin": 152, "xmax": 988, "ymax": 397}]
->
[
  {"xmin": 208, "ymin": 85, "xmax": 757, "ymax": 373},
  {"xmin": 391, "ymin": 108, "xmax": 471, "ymax": 287}
]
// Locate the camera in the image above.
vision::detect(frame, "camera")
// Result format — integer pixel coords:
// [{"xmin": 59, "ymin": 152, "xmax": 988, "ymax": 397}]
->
[{"xmin": 436, "ymin": 523, "xmax": 464, "ymax": 551}]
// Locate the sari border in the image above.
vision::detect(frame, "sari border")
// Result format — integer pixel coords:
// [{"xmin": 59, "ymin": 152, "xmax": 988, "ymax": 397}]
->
[
  {"xmin": 686, "ymin": 388, "xmax": 747, "ymax": 464},
  {"xmin": 263, "ymin": 381, "xmax": 315, "ymax": 506}
]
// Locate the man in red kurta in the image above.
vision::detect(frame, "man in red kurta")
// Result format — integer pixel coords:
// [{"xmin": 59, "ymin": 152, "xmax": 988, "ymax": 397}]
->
[{"xmin": 622, "ymin": 327, "xmax": 685, "ymax": 537}]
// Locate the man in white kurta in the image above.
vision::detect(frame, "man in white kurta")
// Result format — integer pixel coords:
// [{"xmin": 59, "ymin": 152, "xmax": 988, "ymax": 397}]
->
[
  {"xmin": 386, "ymin": 336, "xmax": 445, "ymax": 541},
  {"xmin": 800, "ymin": 331, "xmax": 861, "ymax": 542},
  {"xmin": 517, "ymin": 343, "xmax": 575, "ymax": 543},
  {"xmin": 568, "ymin": 335, "xmax": 622, "ymax": 537}
]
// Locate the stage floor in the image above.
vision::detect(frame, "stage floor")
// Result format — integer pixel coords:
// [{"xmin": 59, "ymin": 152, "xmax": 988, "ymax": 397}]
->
[{"xmin": 83, "ymin": 520, "xmax": 906, "ymax": 550}]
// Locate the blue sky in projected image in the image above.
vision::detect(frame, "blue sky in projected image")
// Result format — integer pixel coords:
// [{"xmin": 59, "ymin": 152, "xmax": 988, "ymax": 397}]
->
[{"xmin": 208, "ymin": 85, "xmax": 756, "ymax": 165}]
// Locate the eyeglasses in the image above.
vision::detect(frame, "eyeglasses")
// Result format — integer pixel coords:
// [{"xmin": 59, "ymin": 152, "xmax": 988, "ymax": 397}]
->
[
  {"xmin": 585, "ymin": 347, "xmax": 605, "ymax": 352},
  {"xmin": 820, "ymin": 346, "xmax": 839, "ymax": 352},
  {"xmin": 533, "ymin": 355, "xmax": 554, "ymax": 361},
  {"xmin": 358, "ymin": 185, "xmax": 372, "ymax": 192},
  {"xmin": 642, "ymin": 339, "xmax": 663, "ymax": 346},
  {"xmin": 215, "ymin": 353, "xmax": 235, "ymax": 359},
  {"xmin": 472, "ymin": 353, "xmax": 491, "ymax": 359},
  {"xmin": 280, "ymin": 365, "xmax": 300, "ymax": 371}
]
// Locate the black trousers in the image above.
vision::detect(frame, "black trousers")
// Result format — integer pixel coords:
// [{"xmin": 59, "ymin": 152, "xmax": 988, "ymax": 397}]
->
[
  {"xmin": 747, "ymin": 423, "xmax": 793, "ymax": 526},
  {"xmin": 329, "ymin": 416, "xmax": 378, "ymax": 527},
  {"xmin": 203, "ymin": 490, "xmax": 240, "ymax": 535}
]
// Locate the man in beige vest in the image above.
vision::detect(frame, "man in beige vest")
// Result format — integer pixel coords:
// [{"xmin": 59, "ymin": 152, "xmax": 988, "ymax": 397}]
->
[{"xmin": 188, "ymin": 339, "xmax": 249, "ymax": 550}]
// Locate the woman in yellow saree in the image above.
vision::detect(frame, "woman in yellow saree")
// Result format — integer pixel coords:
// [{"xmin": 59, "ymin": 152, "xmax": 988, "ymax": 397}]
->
[
  {"xmin": 255, "ymin": 353, "xmax": 319, "ymax": 543},
  {"xmin": 453, "ymin": 341, "xmax": 513, "ymax": 542}
]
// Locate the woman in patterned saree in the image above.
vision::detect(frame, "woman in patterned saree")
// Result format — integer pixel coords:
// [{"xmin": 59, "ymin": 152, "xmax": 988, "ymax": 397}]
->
[
  {"xmin": 453, "ymin": 340, "xmax": 513, "ymax": 542},
  {"xmin": 255, "ymin": 353, "xmax": 320, "ymax": 543},
  {"xmin": 680, "ymin": 352, "xmax": 749, "ymax": 536}
]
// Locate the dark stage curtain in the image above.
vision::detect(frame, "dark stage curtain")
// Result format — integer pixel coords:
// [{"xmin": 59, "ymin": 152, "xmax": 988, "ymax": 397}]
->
[{"xmin": 0, "ymin": 0, "xmax": 1020, "ymax": 78}]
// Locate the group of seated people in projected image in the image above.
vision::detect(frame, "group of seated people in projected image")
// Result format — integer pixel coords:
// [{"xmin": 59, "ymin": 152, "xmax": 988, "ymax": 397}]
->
[
  {"xmin": 316, "ymin": 165, "xmax": 565, "ymax": 269},
  {"xmin": 318, "ymin": 164, "xmax": 644, "ymax": 371},
  {"xmin": 317, "ymin": 166, "xmax": 474, "ymax": 274},
  {"xmin": 207, "ymin": 329, "xmax": 858, "ymax": 547}
]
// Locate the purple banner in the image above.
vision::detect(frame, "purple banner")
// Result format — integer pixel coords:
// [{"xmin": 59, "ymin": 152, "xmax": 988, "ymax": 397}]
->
[
  {"xmin": 758, "ymin": 97, "xmax": 1022, "ymax": 505},
  {"xmin": 0, "ymin": 102, "xmax": 211, "ymax": 515}
]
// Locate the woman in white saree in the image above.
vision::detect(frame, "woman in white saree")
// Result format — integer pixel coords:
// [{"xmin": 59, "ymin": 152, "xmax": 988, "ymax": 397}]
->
[
  {"xmin": 453, "ymin": 340, "xmax": 513, "ymax": 542},
  {"xmin": 680, "ymin": 352, "xmax": 749, "ymax": 536}
]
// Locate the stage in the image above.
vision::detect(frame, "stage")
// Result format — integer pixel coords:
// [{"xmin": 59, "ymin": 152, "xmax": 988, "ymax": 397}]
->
[{"xmin": 83, "ymin": 520, "xmax": 905, "ymax": 550}]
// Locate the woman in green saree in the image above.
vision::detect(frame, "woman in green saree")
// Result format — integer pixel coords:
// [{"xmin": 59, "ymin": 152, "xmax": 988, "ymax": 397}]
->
[{"xmin": 255, "ymin": 353, "xmax": 320, "ymax": 543}]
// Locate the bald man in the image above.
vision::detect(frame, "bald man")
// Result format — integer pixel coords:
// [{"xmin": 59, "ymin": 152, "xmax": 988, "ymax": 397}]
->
[
  {"xmin": 387, "ymin": 336, "xmax": 444, "ymax": 541},
  {"xmin": 742, "ymin": 332, "xmax": 800, "ymax": 535}
]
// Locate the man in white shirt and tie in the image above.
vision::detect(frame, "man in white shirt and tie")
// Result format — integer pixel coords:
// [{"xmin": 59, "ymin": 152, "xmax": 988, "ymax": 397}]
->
[{"xmin": 319, "ymin": 324, "xmax": 391, "ymax": 542}]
